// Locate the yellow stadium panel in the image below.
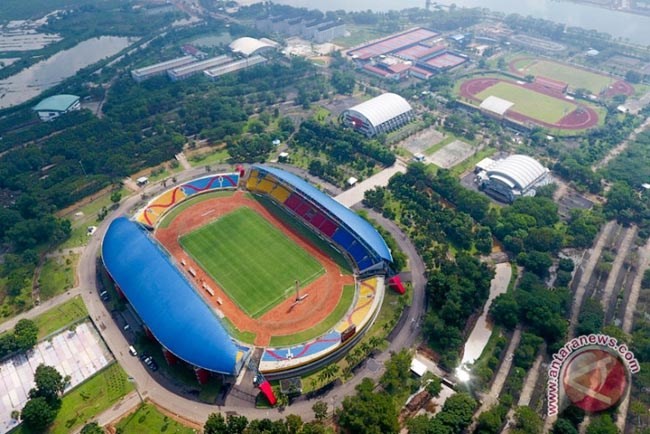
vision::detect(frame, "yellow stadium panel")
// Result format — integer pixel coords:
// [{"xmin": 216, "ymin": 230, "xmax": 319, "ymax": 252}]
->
[
  {"xmin": 336, "ymin": 278, "xmax": 377, "ymax": 332},
  {"xmin": 270, "ymin": 185, "xmax": 291, "ymax": 203},
  {"xmin": 246, "ymin": 172, "xmax": 260, "ymax": 190},
  {"xmin": 256, "ymin": 179, "xmax": 276, "ymax": 193}
]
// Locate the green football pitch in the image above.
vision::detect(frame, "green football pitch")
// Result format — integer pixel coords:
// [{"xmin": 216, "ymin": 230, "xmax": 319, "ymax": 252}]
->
[
  {"xmin": 179, "ymin": 207, "xmax": 325, "ymax": 318},
  {"xmin": 476, "ymin": 81, "xmax": 576, "ymax": 123},
  {"xmin": 512, "ymin": 58, "xmax": 613, "ymax": 94}
]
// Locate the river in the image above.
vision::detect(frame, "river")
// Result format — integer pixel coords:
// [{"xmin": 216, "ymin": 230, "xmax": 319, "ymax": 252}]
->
[
  {"xmin": 254, "ymin": 0, "xmax": 650, "ymax": 45},
  {"xmin": 0, "ymin": 36, "xmax": 134, "ymax": 109}
]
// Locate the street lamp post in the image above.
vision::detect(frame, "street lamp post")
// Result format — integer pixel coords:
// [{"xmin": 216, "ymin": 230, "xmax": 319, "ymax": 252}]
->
[{"xmin": 127, "ymin": 376, "xmax": 144, "ymax": 404}]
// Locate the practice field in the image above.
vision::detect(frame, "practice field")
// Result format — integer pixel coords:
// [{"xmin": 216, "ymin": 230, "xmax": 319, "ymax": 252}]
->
[
  {"xmin": 476, "ymin": 81, "xmax": 575, "ymax": 123},
  {"xmin": 511, "ymin": 58, "xmax": 613, "ymax": 94},
  {"xmin": 180, "ymin": 207, "xmax": 324, "ymax": 318}
]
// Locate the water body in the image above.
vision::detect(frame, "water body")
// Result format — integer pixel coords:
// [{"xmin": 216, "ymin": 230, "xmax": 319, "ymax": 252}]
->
[
  {"xmin": 264, "ymin": 0, "xmax": 650, "ymax": 45},
  {"xmin": 0, "ymin": 36, "xmax": 134, "ymax": 109}
]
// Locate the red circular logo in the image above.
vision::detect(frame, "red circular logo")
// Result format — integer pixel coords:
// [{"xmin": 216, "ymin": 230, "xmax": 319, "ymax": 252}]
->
[{"xmin": 562, "ymin": 349, "xmax": 627, "ymax": 413}]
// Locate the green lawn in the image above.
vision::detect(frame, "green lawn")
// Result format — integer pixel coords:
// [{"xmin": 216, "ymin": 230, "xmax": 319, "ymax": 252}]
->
[
  {"xmin": 115, "ymin": 403, "xmax": 196, "ymax": 434},
  {"xmin": 157, "ymin": 190, "xmax": 234, "ymax": 229},
  {"xmin": 32, "ymin": 296, "xmax": 88, "ymax": 339},
  {"xmin": 38, "ymin": 254, "xmax": 78, "ymax": 300},
  {"xmin": 513, "ymin": 58, "xmax": 613, "ymax": 94},
  {"xmin": 180, "ymin": 207, "xmax": 325, "ymax": 318},
  {"xmin": 12, "ymin": 363, "xmax": 133, "ymax": 434},
  {"xmin": 476, "ymin": 82, "xmax": 576, "ymax": 123},
  {"xmin": 270, "ymin": 284, "xmax": 355, "ymax": 347}
]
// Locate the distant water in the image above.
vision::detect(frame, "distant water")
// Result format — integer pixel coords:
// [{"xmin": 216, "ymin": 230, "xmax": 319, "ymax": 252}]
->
[
  {"xmin": 264, "ymin": 0, "xmax": 650, "ymax": 45},
  {"xmin": 0, "ymin": 36, "xmax": 133, "ymax": 109}
]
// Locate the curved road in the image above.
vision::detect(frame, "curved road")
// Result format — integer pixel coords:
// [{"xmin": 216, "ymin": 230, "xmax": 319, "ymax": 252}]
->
[{"xmin": 72, "ymin": 165, "xmax": 427, "ymax": 426}]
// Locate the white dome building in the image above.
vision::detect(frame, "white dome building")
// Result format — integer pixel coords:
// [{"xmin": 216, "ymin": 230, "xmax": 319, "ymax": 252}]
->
[
  {"xmin": 229, "ymin": 37, "xmax": 277, "ymax": 57},
  {"xmin": 477, "ymin": 154, "xmax": 550, "ymax": 203},
  {"xmin": 342, "ymin": 93, "xmax": 413, "ymax": 137}
]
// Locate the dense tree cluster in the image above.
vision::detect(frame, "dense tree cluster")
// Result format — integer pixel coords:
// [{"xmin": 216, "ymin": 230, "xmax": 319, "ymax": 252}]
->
[
  {"xmin": 204, "ymin": 412, "xmax": 329, "ymax": 434},
  {"xmin": 407, "ymin": 392, "xmax": 477, "ymax": 434},
  {"xmin": 337, "ymin": 378, "xmax": 400, "ymax": 434},
  {"xmin": 21, "ymin": 364, "xmax": 69, "ymax": 432},
  {"xmin": 0, "ymin": 319, "xmax": 38, "ymax": 359}
]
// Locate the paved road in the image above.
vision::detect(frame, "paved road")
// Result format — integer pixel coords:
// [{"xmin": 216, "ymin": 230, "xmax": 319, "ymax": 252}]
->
[
  {"xmin": 567, "ymin": 221, "xmax": 616, "ymax": 337},
  {"xmin": 0, "ymin": 287, "xmax": 82, "ymax": 333},
  {"xmin": 335, "ymin": 161, "xmax": 407, "ymax": 207},
  {"xmin": 600, "ymin": 225, "xmax": 636, "ymax": 316}
]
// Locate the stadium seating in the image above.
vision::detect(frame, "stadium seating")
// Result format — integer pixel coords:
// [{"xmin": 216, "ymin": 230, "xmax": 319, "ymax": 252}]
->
[
  {"xmin": 332, "ymin": 228, "xmax": 356, "ymax": 250},
  {"xmin": 295, "ymin": 201, "xmax": 312, "ymax": 218},
  {"xmin": 284, "ymin": 193, "xmax": 303, "ymax": 210},
  {"xmin": 270, "ymin": 185, "xmax": 291, "ymax": 203},
  {"xmin": 320, "ymin": 219, "xmax": 338, "ymax": 237},
  {"xmin": 348, "ymin": 242, "xmax": 369, "ymax": 265},
  {"xmin": 184, "ymin": 174, "xmax": 239, "ymax": 196}
]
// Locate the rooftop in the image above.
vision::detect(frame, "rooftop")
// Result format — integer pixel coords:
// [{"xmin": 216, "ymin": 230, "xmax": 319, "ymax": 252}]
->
[{"xmin": 33, "ymin": 94, "xmax": 79, "ymax": 112}]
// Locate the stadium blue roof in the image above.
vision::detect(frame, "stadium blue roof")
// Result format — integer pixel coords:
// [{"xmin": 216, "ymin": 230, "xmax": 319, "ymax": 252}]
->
[
  {"xmin": 102, "ymin": 217, "xmax": 242, "ymax": 375},
  {"xmin": 253, "ymin": 165, "xmax": 392, "ymax": 262}
]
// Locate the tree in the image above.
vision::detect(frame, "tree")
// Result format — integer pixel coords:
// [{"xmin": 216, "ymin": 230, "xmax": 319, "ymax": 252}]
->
[
  {"xmin": 336, "ymin": 378, "xmax": 399, "ymax": 434},
  {"xmin": 553, "ymin": 418, "xmax": 578, "ymax": 434},
  {"xmin": 625, "ymin": 70, "xmax": 642, "ymax": 83},
  {"xmin": 80, "ymin": 422, "xmax": 104, "ymax": 434},
  {"xmin": 436, "ymin": 392, "xmax": 477, "ymax": 433},
  {"xmin": 489, "ymin": 292, "xmax": 519, "ymax": 330},
  {"xmin": 381, "ymin": 349, "xmax": 413, "ymax": 395},
  {"xmin": 21, "ymin": 396, "xmax": 57, "ymax": 432},
  {"xmin": 477, "ymin": 404, "xmax": 508, "ymax": 434},
  {"xmin": 110, "ymin": 190, "xmax": 122, "ymax": 204},
  {"xmin": 13, "ymin": 319, "xmax": 38, "ymax": 352},
  {"xmin": 30, "ymin": 364, "xmax": 68, "ymax": 404},
  {"xmin": 204, "ymin": 413, "xmax": 228, "ymax": 434},
  {"xmin": 312, "ymin": 401, "xmax": 328, "ymax": 422},
  {"xmin": 512, "ymin": 406, "xmax": 543, "ymax": 434},
  {"xmin": 331, "ymin": 71, "xmax": 355, "ymax": 95},
  {"xmin": 585, "ymin": 414, "xmax": 618, "ymax": 434}
]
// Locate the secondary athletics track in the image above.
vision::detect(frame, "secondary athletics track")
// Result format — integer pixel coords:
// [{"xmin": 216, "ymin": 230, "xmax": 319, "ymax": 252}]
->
[
  {"xmin": 459, "ymin": 77, "xmax": 600, "ymax": 130},
  {"xmin": 155, "ymin": 190, "xmax": 354, "ymax": 346}
]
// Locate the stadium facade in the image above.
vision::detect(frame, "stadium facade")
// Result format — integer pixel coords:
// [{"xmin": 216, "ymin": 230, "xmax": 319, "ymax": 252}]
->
[
  {"xmin": 342, "ymin": 93, "xmax": 414, "ymax": 137},
  {"xmin": 475, "ymin": 154, "xmax": 550, "ymax": 203},
  {"xmin": 101, "ymin": 167, "xmax": 393, "ymax": 382}
]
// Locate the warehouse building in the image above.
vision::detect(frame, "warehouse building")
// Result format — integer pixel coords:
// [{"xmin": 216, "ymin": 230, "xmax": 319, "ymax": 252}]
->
[
  {"xmin": 342, "ymin": 93, "xmax": 413, "ymax": 137},
  {"xmin": 131, "ymin": 56, "xmax": 196, "ymax": 82},
  {"xmin": 475, "ymin": 154, "xmax": 550, "ymax": 203},
  {"xmin": 204, "ymin": 55, "xmax": 267, "ymax": 80},
  {"xmin": 32, "ymin": 94, "xmax": 81, "ymax": 121},
  {"xmin": 168, "ymin": 55, "xmax": 232, "ymax": 81}
]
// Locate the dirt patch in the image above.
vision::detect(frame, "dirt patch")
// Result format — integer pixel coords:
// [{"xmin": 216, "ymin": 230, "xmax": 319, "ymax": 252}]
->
[{"xmin": 155, "ymin": 191, "xmax": 354, "ymax": 346}]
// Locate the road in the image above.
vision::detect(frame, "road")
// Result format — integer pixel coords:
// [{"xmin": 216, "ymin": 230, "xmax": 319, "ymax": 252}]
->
[
  {"xmin": 7, "ymin": 163, "xmax": 428, "ymax": 428},
  {"xmin": 592, "ymin": 117, "xmax": 650, "ymax": 171},
  {"xmin": 600, "ymin": 225, "xmax": 636, "ymax": 312},
  {"xmin": 335, "ymin": 160, "xmax": 407, "ymax": 207},
  {"xmin": 567, "ymin": 221, "xmax": 616, "ymax": 337}
]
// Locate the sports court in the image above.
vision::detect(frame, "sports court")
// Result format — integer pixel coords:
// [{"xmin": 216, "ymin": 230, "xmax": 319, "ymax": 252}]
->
[
  {"xmin": 0, "ymin": 322, "xmax": 112, "ymax": 434},
  {"xmin": 510, "ymin": 57, "xmax": 614, "ymax": 94},
  {"xmin": 180, "ymin": 207, "xmax": 325, "ymax": 318}
]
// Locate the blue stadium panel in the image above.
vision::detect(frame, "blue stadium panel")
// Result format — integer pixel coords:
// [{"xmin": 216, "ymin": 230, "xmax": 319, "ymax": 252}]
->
[
  {"xmin": 182, "ymin": 173, "xmax": 239, "ymax": 196},
  {"xmin": 102, "ymin": 217, "xmax": 242, "ymax": 375},
  {"xmin": 357, "ymin": 257, "xmax": 374, "ymax": 271},
  {"xmin": 253, "ymin": 165, "xmax": 392, "ymax": 263},
  {"xmin": 348, "ymin": 242, "xmax": 370, "ymax": 265},
  {"xmin": 332, "ymin": 228, "xmax": 356, "ymax": 250}
]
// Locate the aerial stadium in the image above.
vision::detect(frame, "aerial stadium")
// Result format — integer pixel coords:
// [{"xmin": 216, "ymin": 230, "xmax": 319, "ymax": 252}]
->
[
  {"xmin": 341, "ymin": 93, "xmax": 414, "ymax": 137},
  {"xmin": 101, "ymin": 166, "xmax": 399, "ymax": 386}
]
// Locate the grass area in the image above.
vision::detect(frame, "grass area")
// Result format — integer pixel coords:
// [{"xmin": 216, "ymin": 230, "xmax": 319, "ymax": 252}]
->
[
  {"xmin": 450, "ymin": 147, "xmax": 497, "ymax": 177},
  {"xmin": 115, "ymin": 403, "xmax": 196, "ymax": 434},
  {"xmin": 269, "ymin": 284, "xmax": 355, "ymax": 346},
  {"xmin": 513, "ymin": 58, "xmax": 613, "ymax": 94},
  {"xmin": 313, "ymin": 106, "xmax": 331, "ymax": 123},
  {"xmin": 189, "ymin": 148, "xmax": 230, "ymax": 167},
  {"xmin": 221, "ymin": 317, "xmax": 256, "ymax": 344},
  {"xmin": 157, "ymin": 190, "xmax": 234, "ymax": 229},
  {"xmin": 59, "ymin": 187, "xmax": 130, "ymax": 249},
  {"xmin": 424, "ymin": 133, "xmax": 456, "ymax": 155},
  {"xmin": 255, "ymin": 195, "xmax": 353, "ymax": 274},
  {"xmin": 476, "ymin": 81, "xmax": 576, "ymax": 123},
  {"xmin": 32, "ymin": 296, "xmax": 88, "ymax": 340},
  {"xmin": 12, "ymin": 363, "xmax": 134, "ymax": 434},
  {"xmin": 180, "ymin": 207, "xmax": 325, "ymax": 318},
  {"xmin": 38, "ymin": 254, "xmax": 79, "ymax": 300}
]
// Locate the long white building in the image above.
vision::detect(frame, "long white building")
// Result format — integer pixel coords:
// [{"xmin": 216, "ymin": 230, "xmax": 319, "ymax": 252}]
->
[
  {"xmin": 204, "ymin": 55, "xmax": 267, "ymax": 80},
  {"xmin": 131, "ymin": 56, "xmax": 196, "ymax": 82},
  {"xmin": 341, "ymin": 93, "xmax": 414, "ymax": 137},
  {"xmin": 168, "ymin": 55, "xmax": 232, "ymax": 81}
]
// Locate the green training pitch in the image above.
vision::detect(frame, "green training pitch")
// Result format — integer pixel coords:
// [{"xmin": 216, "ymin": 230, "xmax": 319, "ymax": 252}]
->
[
  {"xmin": 476, "ymin": 82, "xmax": 576, "ymax": 123},
  {"xmin": 512, "ymin": 58, "xmax": 613, "ymax": 94},
  {"xmin": 180, "ymin": 207, "xmax": 324, "ymax": 318}
]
